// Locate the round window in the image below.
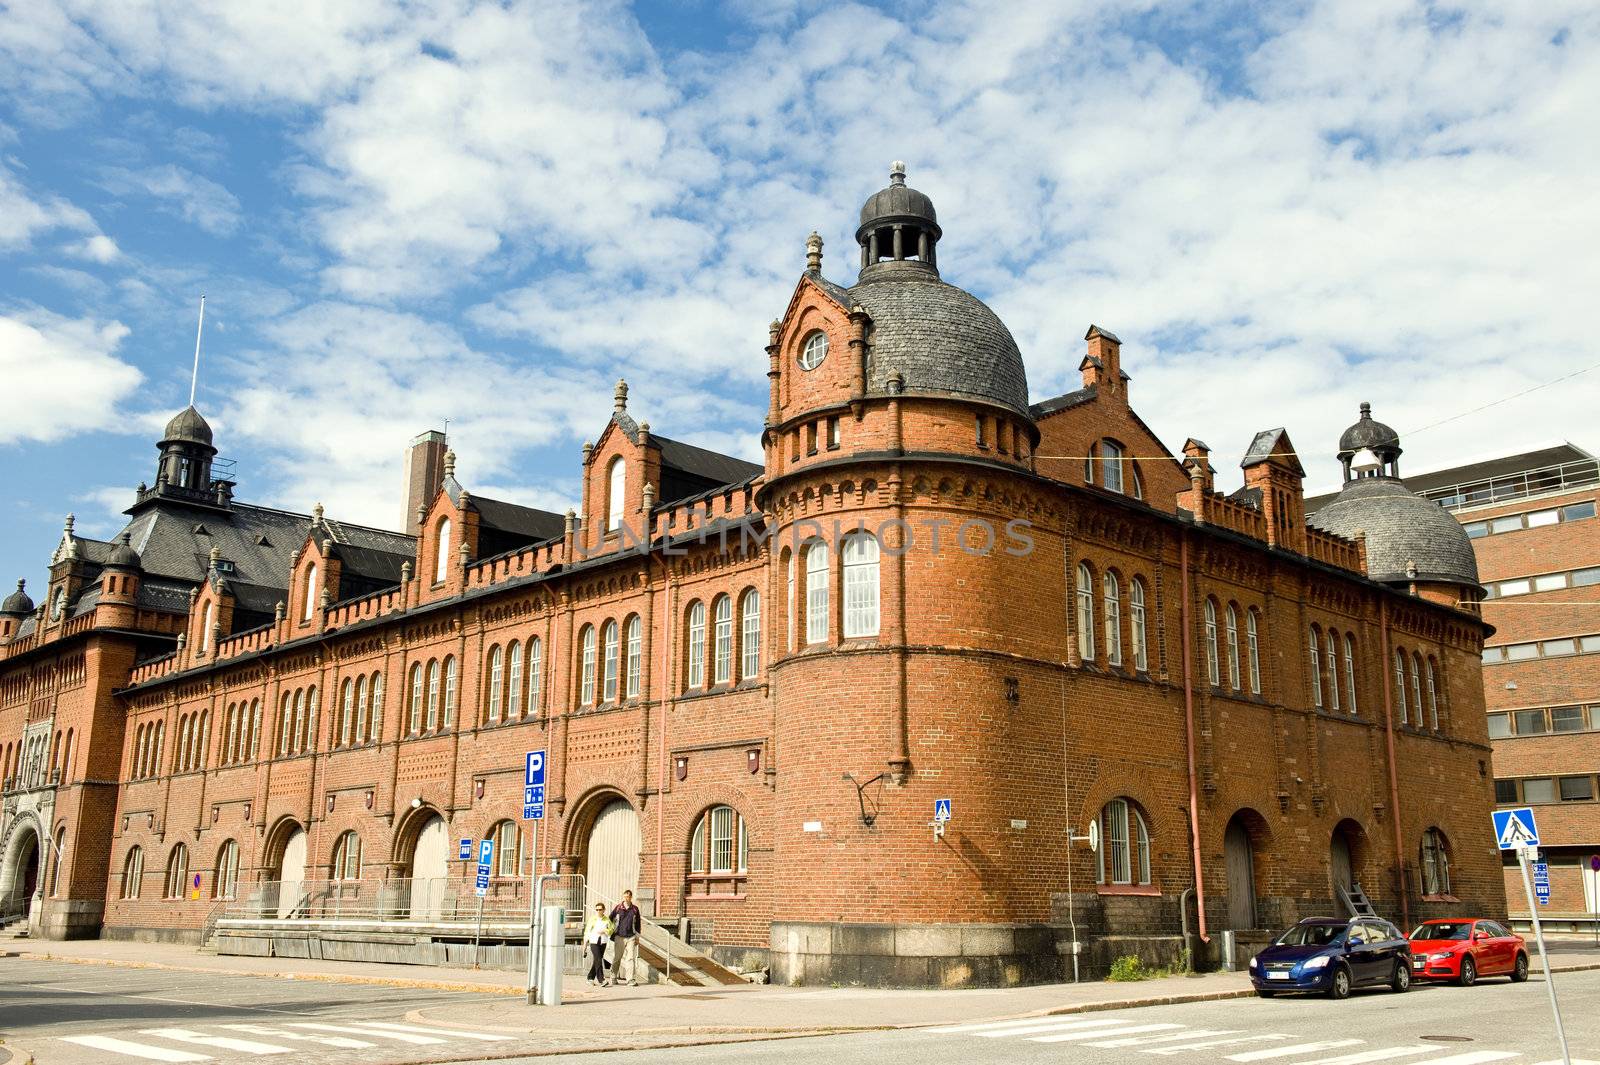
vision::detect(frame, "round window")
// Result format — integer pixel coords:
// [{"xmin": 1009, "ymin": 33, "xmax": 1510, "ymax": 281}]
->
[{"xmin": 798, "ymin": 331, "xmax": 829, "ymax": 370}]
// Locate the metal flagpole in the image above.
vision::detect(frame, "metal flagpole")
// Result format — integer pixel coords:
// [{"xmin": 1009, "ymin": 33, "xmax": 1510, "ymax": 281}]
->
[
  {"xmin": 1519, "ymin": 844, "xmax": 1570, "ymax": 1065},
  {"xmin": 190, "ymin": 295, "xmax": 206, "ymax": 406}
]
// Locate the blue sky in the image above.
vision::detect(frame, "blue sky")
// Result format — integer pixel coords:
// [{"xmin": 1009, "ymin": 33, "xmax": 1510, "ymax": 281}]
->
[{"xmin": 3, "ymin": 0, "xmax": 1598, "ymax": 588}]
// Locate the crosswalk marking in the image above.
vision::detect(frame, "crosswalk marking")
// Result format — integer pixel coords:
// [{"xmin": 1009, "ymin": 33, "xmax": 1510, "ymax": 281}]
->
[
  {"xmin": 1299, "ymin": 1048, "xmax": 1441, "ymax": 1065},
  {"xmin": 58, "ymin": 1035, "xmax": 211, "ymax": 1062},
  {"xmin": 139, "ymin": 1029, "xmax": 294, "ymax": 1055},
  {"xmin": 1417, "ymin": 1054, "xmax": 1519, "ymax": 1065},
  {"xmin": 930, "ymin": 1015, "xmax": 1127, "ymax": 1035},
  {"xmin": 345, "ymin": 1020, "xmax": 514, "ymax": 1041},
  {"xmin": 1145, "ymin": 1036, "xmax": 1293, "ymax": 1055},
  {"xmin": 1229, "ymin": 1041, "xmax": 1367, "ymax": 1061},
  {"xmin": 1088, "ymin": 1029, "xmax": 1247, "ymax": 1048},
  {"xmin": 287, "ymin": 1022, "xmax": 447, "ymax": 1045},
  {"xmin": 1033, "ymin": 1023, "xmax": 1187, "ymax": 1044},
  {"xmin": 973, "ymin": 1017, "xmax": 1136, "ymax": 1038},
  {"xmin": 220, "ymin": 1024, "xmax": 378, "ymax": 1048}
]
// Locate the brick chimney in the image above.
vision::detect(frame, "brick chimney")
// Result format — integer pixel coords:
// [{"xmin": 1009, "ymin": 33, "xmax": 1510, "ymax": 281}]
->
[
  {"xmin": 1241, "ymin": 429, "xmax": 1307, "ymax": 554},
  {"xmin": 403, "ymin": 430, "xmax": 447, "ymax": 537},
  {"xmin": 1080, "ymin": 325, "xmax": 1124, "ymax": 399}
]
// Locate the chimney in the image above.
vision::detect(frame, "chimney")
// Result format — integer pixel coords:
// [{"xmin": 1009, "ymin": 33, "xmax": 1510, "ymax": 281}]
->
[
  {"xmin": 1080, "ymin": 325, "xmax": 1123, "ymax": 398},
  {"xmin": 403, "ymin": 430, "xmax": 447, "ymax": 537}
]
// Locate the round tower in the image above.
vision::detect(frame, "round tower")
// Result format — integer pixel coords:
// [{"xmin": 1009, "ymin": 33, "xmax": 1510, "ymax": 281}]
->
[
  {"xmin": 97, "ymin": 530, "xmax": 143, "ymax": 627},
  {"xmin": 0, "ymin": 579, "xmax": 33, "ymax": 642}
]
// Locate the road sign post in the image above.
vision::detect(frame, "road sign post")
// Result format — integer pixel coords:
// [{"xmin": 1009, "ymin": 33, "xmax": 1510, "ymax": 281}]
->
[
  {"xmin": 1591, "ymin": 855, "xmax": 1600, "ymax": 947},
  {"xmin": 1495, "ymin": 807, "xmax": 1569, "ymax": 1065},
  {"xmin": 523, "ymin": 749, "xmax": 547, "ymax": 1004}
]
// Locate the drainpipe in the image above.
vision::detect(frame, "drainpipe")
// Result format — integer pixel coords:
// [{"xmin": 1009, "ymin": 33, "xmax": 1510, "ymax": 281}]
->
[
  {"xmin": 1379, "ymin": 600, "xmax": 1410, "ymax": 931},
  {"xmin": 1179, "ymin": 534, "xmax": 1209, "ymax": 945},
  {"xmin": 654, "ymin": 556, "xmax": 673, "ymax": 916}
]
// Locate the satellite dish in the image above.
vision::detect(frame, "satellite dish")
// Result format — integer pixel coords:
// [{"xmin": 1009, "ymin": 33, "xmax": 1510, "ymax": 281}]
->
[{"xmin": 1087, "ymin": 819, "xmax": 1100, "ymax": 852}]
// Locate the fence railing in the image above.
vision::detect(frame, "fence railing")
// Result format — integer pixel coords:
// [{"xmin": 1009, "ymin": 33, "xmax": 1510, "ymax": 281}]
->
[
  {"xmin": 1423, "ymin": 458, "xmax": 1600, "ymax": 512},
  {"xmin": 217, "ymin": 876, "xmax": 588, "ymax": 926}
]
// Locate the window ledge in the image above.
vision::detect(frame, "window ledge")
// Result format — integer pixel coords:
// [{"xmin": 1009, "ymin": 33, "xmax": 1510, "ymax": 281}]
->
[
  {"xmin": 1096, "ymin": 884, "xmax": 1161, "ymax": 897},
  {"xmin": 1421, "ymin": 893, "xmax": 1460, "ymax": 904},
  {"xmin": 686, "ymin": 892, "xmax": 747, "ymax": 902}
]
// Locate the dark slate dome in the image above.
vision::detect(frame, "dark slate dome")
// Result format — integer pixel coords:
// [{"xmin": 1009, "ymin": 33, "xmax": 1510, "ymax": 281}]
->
[
  {"xmin": 858, "ymin": 161, "xmax": 938, "ymax": 232},
  {"xmin": 1338, "ymin": 402, "xmax": 1400, "ymax": 456},
  {"xmin": 848, "ymin": 267, "xmax": 1031, "ymax": 418},
  {"xmin": 163, "ymin": 405, "xmax": 214, "ymax": 447},
  {"xmin": 1308, "ymin": 478, "xmax": 1479, "ymax": 587},
  {"xmin": 2, "ymin": 579, "xmax": 34, "ymax": 615},
  {"xmin": 105, "ymin": 530, "xmax": 142, "ymax": 569}
]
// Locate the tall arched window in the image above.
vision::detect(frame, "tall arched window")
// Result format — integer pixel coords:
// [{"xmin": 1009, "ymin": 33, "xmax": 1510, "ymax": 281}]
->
[
  {"xmin": 712, "ymin": 597, "xmax": 733, "ymax": 683},
  {"xmin": 602, "ymin": 619, "xmax": 620, "ymax": 701},
  {"xmin": 278, "ymin": 692, "xmax": 294, "ymax": 755},
  {"xmin": 1100, "ymin": 440, "xmax": 1125, "ymax": 494},
  {"xmin": 302, "ymin": 565, "xmax": 317, "ymax": 622},
  {"xmin": 302, "ymin": 687, "xmax": 318, "ymax": 752},
  {"xmin": 1247, "ymin": 609, "xmax": 1262, "ymax": 695},
  {"xmin": 367, "ymin": 673, "xmax": 382, "ymax": 740},
  {"xmin": 527, "ymin": 637, "xmax": 543, "ymax": 715},
  {"xmin": 214, "ymin": 840, "xmax": 239, "ymax": 900},
  {"xmin": 249, "ymin": 699, "xmax": 262, "ymax": 760},
  {"xmin": 1426, "ymin": 657, "xmax": 1440, "ymax": 730},
  {"xmin": 685, "ymin": 604, "xmax": 705, "ymax": 689},
  {"xmin": 1393, "ymin": 648, "xmax": 1409, "ymax": 725},
  {"xmin": 1308, "ymin": 627, "xmax": 1323, "ymax": 708},
  {"xmin": 740, "ymin": 591, "xmax": 761, "ymax": 680},
  {"xmin": 121, "ymin": 847, "xmax": 144, "ymax": 899},
  {"xmin": 331, "ymin": 831, "xmax": 362, "ymax": 881},
  {"xmin": 1203, "ymin": 599, "xmax": 1219, "ymax": 686},
  {"xmin": 1420, "ymin": 827, "xmax": 1452, "ymax": 896},
  {"xmin": 625, "ymin": 616, "xmax": 642, "ymax": 698},
  {"xmin": 1097, "ymin": 798, "xmax": 1151, "ymax": 886},
  {"xmin": 200, "ymin": 601, "xmax": 213, "ymax": 651},
  {"xmin": 1343, "ymin": 635, "xmax": 1358, "ymax": 716},
  {"xmin": 843, "ymin": 532, "xmax": 880, "ymax": 638},
  {"xmin": 785, "ymin": 549, "xmax": 797, "ymax": 652},
  {"xmin": 340, "ymin": 678, "xmax": 355, "ymax": 746},
  {"xmin": 426, "ymin": 659, "xmax": 441, "ymax": 730},
  {"xmin": 1129, "ymin": 579, "xmax": 1148, "ymax": 672},
  {"xmin": 506, "ymin": 640, "xmax": 523, "ymax": 719},
  {"xmin": 1103, "ymin": 572, "xmax": 1123, "ymax": 667},
  {"xmin": 580, "ymin": 625, "xmax": 598, "ymax": 703},
  {"xmin": 354, "ymin": 674, "xmax": 369, "ymax": 743},
  {"xmin": 409, "ymin": 663, "xmax": 424, "ymax": 734},
  {"xmin": 1076, "ymin": 563, "xmax": 1096, "ymax": 662},
  {"xmin": 434, "ymin": 517, "xmax": 452, "ymax": 584},
  {"xmin": 493, "ymin": 819, "xmax": 523, "ymax": 877},
  {"xmin": 805, "ymin": 542, "xmax": 829, "ymax": 644},
  {"xmin": 1410, "ymin": 653, "xmax": 1424, "ymax": 727},
  {"xmin": 486, "ymin": 644, "xmax": 504, "ymax": 723},
  {"xmin": 688, "ymin": 805, "xmax": 748, "ymax": 877},
  {"xmin": 1325, "ymin": 629, "xmax": 1341, "ymax": 712},
  {"xmin": 443, "ymin": 656, "xmax": 457, "ymax": 727},
  {"xmin": 607, "ymin": 457, "xmax": 626, "ymax": 532},
  {"xmin": 1225, "ymin": 605, "xmax": 1241, "ymax": 690},
  {"xmin": 164, "ymin": 843, "xmax": 189, "ymax": 900}
]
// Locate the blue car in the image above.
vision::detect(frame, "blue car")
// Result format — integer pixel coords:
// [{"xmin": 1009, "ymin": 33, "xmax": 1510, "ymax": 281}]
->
[{"xmin": 1249, "ymin": 917, "xmax": 1413, "ymax": 999}]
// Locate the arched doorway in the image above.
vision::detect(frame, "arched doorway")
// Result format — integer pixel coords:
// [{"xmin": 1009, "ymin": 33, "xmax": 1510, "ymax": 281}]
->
[
  {"xmin": 405, "ymin": 813, "xmax": 449, "ymax": 919},
  {"xmin": 269, "ymin": 823, "xmax": 307, "ymax": 918},
  {"xmin": 1330, "ymin": 819, "xmax": 1365, "ymax": 906},
  {"xmin": 1, "ymin": 826, "xmax": 40, "ymax": 922},
  {"xmin": 584, "ymin": 798, "xmax": 641, "ymax": 908},
  {"xmin": 1224, "ymin": 813, "xmax": 1258, "ymax": 930}
]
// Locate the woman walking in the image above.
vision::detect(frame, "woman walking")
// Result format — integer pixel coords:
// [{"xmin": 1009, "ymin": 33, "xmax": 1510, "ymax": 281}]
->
[{"xmin": 583, "ymin": 902, "xmax": 614, "ymax": 986}]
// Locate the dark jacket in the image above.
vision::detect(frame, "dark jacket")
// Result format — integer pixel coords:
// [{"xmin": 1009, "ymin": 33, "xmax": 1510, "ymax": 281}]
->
[{"xmin": 610, "ymin": 902, "xmax": 642, "ymax": 938}]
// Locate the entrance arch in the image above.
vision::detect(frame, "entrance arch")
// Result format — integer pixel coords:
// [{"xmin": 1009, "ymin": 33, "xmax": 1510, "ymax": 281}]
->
[
  {"xmin": 1, "ymin": 823, "xmax": 40, "ymax": 922},
  {"xmin": 265, "ymin": 820, "xmax": 308, "ymax": 918},
  {"xmin": 1223, "ymin": 809, "xmax": 1269, "ymax": 930},
  {"xmin": 401, "ymin": 812, "xmax": 449, "ymax": 919},
  {"xmin": 583, "ymin": 798, "xmax": 641, "ymax": 908},
  {"xmin": 1330, "ymin": 819, "xmax": 1366, "ymax": 904}
]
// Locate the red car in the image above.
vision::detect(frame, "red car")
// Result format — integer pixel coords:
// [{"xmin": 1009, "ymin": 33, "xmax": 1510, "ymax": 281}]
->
[{"xmin": 1408, "ymin": 918, "xmax": 1529, "ymax": 985}]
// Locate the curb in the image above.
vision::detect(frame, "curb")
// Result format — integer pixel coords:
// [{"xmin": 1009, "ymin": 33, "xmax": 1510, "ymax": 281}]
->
[
  {"xmin": 405, "ymin": 1006, "xmax": 899, "ymax": 1037},
  {"xmin": 12, "ymin": 950, "xmax": 523, "ymax": 996}
]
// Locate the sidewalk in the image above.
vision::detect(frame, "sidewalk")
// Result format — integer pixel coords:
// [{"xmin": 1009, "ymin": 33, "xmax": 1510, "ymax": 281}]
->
[{"xmin": 12, "ymin": 934, "xmax": 1600, "ymax": 1042}]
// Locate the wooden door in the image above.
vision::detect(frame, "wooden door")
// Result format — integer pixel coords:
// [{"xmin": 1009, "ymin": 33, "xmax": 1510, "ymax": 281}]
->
[
  {"xmin": 585, "ymin": 799, "xmax": 642, "ymax": 908},
  {"xmin": 1225, "ymin": 818, "xmax": 1256, "ymax": 930},
  {"xmin": 276, "ymin": 827, "xmax": 307, "ymax": 918}
]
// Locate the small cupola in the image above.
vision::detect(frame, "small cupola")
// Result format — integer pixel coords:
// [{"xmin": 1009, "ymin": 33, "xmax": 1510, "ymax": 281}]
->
[
  {"xmin": 1337, "ymin": 402, "xmax": 1402, "ymax": 481},
  {"xmin": 2, "ymin": 579, "xmax": 33, "ymax": 616},
  {"xmin": 156, "ymin": 404, "xmax": 219, "ymax": 492},
  {"xmin": 856, "ymin": 161, "xmax": 942, "ymax": 278}
]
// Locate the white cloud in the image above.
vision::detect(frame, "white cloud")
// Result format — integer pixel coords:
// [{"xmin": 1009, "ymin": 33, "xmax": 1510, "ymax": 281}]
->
[
  {"xmin": 0, "ymin": 310, "xmax": 142, "ymax": 444},
  {"xmin": 0, "ymin": 160, "xmax": 96, "ymax": 248},
  {"xmin": 64, "ymin": 233, "xmax": 120, "ymax": 262},
  {"xmin": 98, "ymin": 164, "xmax": 242, "ymax": 236}
]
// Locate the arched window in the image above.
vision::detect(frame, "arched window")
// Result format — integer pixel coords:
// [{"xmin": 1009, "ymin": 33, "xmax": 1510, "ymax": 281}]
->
[
  {"xmin": 486, "ymin": 644, "xmax": 504, "ymax": 723},
  {"xmin": 1420, "ymin": 827, "xmax": 1452, "ymax": 896},
  {"xmin": 1393, "ymin": 648, "xmax": 1408, "ymax": 725},
  {"xmin": 434, "ymin": 517, "xmax": 452, "ymax": 584},
  {"xmin": 1203, "ymin": 599, "xmax": 1220, "ymax": 686},
  {"xmin": 527, "ymin": 637, "xmax": 543, "ymax": 715},
  {"xmin": 201, "ymin": 601, "xmax": 213, "ymax": 651},
  {"xmin": 602, "ymin": 619, "xmax": 620, "ymax": 701},
  {"xmin": 1325, "ymin": 629, "xmax": 1341, "ymax": 712},
  {"xmin": 443, "ymin": 656, "xmax": 457, "ymax": 727},
  {"xmin": 785, "ymin": 549, "xmax": 797, "ymax": 652},
  {"xmin": 1247, "ymin": 609, "xmax": 1262, "ymax": 695},
  {"xmin": 805, "ymin": 542, "xmax": 829, "ymax": 644},
  {"xmin": 121, "ymin": 847, "xmax": 144, "ymax": 899},
  {"xmin": 507, "ymin": 640, "xmax": 523, "ymax": 719},
  {"xmin": 331, "ymin": 831, "xmax": 362, "ymax": 881},
  {"xmin": 1309, "ymin": 627, "xmax": 1323, "ymax": 708},
  {"xmin": 493, "ymin": 819, "xmax": 523, "ymax": 877},
  {"xmin": 1103, "ymin": 572, "xmax": 1123, "ymax": 667},
  {"xmin": 367, "ymin": 673, "xmax": 382, "ymax": 740},
  {"xmin": 1097, "ymin": 798, "xmax": 1152, "ymax": 886},
  {"xmin": 1076, "ymin": 563, "xmax": 1096, "ymax": 662},
  {"xmin": 302, "ymin": 686, "xmax": 318, "ymax": 752},
  {"xmin": 213, "ymin": 839, "xmax": 239, "ymax": 900},
  {"xmin": 843, "ymin": 532, "xmax": 880, "ymax": 638},
  {"xmin": 1225, "ymin": 604, "xmax": 1241, "ymax": 690},
  {"xmin": 353, "ymin": 675, "xmax": 369, "ymax": 743},
  {"xmin": 164, "ymin": 843, "xmax": 189, "ymax": 900},
  {"xmin": 685, "ymin": 604, "xmax": 705, "ymax": 689},
  {"xmin": 1129, "ymin": 579, "xmax": 1148, "ymax": 672},
  {"xmin": 712, "ymin": 597, "xmax": 733, "ymax": 683},
  {"xmin": 303, "ymin": 564, "xmax": 317, "ymax": 622},
  {"xmin": 426, "ymin": 659, "xmax": 441, "ymax": 730},
  {"xmin": 1100, "ymin": 440, "xmax": 1126, "ymax": 494},
  {"xmin": 278, "ymin": 692, "xmax": 293, "ymax": 755},
  {"xmin": 1426, "ymin": 657, "xmax": 1440, "ymax": 730},
  {"xmin": 340, "ymin": 678, "xmax": 355, "ymax": 747},
  {"xmin": 409, "ymin": 663, "xmax": 424, "ymax": 734},
  {"xmin": 688, "ymin": 805, "xmax": 748, "ymax": 876},
  {"xmin": 1410, "ymin": 653, "xmax": 1424, "ymax": 728},
  {"xmin": 740, "ymin": 591, "xmax": 761, "ymax": 680},
  {"xmin": 580, "ymin": 625, "xmax": 598, "ymax": 703},
  {"xmin": 1343, "ymin": 635, "xmax": 1358, "ymax": 716},
  {"xmin": 607, "ymin": 457, "xmax": 626, "ymax": 532},
  {"xmin": 625, "ymin": 616, "xmax": 643, "ymax": 698}
]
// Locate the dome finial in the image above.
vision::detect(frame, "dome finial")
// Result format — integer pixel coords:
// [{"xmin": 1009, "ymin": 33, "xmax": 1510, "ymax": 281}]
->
[
  {"xmin": 1359, "ymin": 401, "xmax": 1372, "ymax": 418},
  {"xmin": 889, "ymin": 161, "xmax": 907, "ymax": 186},
  {"xmin": 614, "ymin": 378, "xmax": 629, "ymax": 414},
  {"xmin": 805, "ymin": 230, "xmax": 823, "ymax": 275}
]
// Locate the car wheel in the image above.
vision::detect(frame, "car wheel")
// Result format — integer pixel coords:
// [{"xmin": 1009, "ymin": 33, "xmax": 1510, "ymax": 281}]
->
[
  {"xmin": 1256, "ymin": 989, "xmax": 1278, "ymax": 998},
  {"xmin": 1391, "ymin": 960, "xmax": 1411, "ymax": 993},
  {"xmin": 1327, "ymin": 965, "xmax": 1352, "ymax": 1000},
  {"xmin": 1458, "ymin": 956, "xmax": 1476, "ymax": 987},
  {"xmin": 1511, "ymin": 953, "xmax": 1529, "ymax": 983}
]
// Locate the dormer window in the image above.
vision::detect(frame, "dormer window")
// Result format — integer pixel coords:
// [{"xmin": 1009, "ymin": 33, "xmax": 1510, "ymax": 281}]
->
[
  {"xmin": 1101, "ymin": 441, "xmax": 1125, "ymax": 494},
  {"xmin": 434, "ymin": 518, "xmax": 452, "ymax": 584},
  {"xmin": 799, "ymin": 331, "xmax": 828, "ymax": 370}
]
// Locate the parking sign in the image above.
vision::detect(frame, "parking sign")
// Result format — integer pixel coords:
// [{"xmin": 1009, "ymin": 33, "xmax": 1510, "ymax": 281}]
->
[{"xmin": 523, "ymin": 749, "xmax": 546, "ymax": 820}]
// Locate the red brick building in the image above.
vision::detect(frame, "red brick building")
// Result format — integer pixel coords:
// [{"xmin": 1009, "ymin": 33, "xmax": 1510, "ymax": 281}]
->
[{"xmin": 1, "ymin": 164, "xmax": 1504, "ymax": 984}]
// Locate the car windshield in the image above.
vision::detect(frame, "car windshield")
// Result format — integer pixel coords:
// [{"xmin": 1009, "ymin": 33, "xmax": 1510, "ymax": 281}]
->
[
  {"xmin": 1412, "ymin": 922, "xmax": 1471, "ymax": 941},
  {"xmin": 1274, "ymin": 923, "xmax": 1346, "ymax": 947}
]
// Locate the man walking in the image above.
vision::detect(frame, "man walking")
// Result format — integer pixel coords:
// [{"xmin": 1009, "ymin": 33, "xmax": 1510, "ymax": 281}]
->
[{"xmin": 608, "ymin": 890, "xmax": 642, "ymax": 986}]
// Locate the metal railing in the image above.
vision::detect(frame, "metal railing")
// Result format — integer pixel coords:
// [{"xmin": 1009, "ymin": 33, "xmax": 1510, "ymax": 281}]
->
[
  {"xmin": 218, "ymin": 876, "xmax": 584, "ymax": 925},
  {"xmin": 1423, "ymin": 458, "xmax": 1600, "ymax": 512}
]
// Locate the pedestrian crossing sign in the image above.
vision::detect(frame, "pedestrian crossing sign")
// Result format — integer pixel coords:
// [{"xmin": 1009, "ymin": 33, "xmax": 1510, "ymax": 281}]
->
[
  {"xmin": 1492, "ymin": 807, "xmax": 1539, "ymax": 850},
  {"xmin": 934, "ymin": 798, "xmax": 952, "ymax": 823}
]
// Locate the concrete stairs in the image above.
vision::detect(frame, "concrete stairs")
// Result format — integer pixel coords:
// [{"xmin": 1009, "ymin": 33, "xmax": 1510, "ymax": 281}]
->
[{"xmin": 638, "ymin": 920, "xmax": 749, "ymax": 986}]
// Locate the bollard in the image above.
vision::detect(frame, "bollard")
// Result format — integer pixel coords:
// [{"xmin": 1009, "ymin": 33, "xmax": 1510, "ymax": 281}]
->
[{"xmin": 537, "ymin": 905, "xmax": 565, "ymax": 1006}]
